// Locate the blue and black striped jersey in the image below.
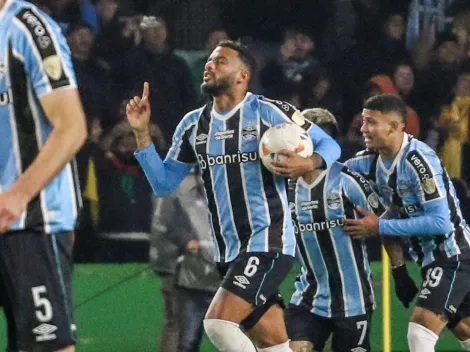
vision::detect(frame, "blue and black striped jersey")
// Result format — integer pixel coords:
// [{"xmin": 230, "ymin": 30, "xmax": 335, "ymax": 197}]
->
[
  {"xmin": 0, "ymin": 0, "xmax": 80, "ymax": 233},
  {"xmin": 346, "ymin": 134, "xmax": 470, "ymax": 267},
  {"xmin": 290, "ymin": 162, "xmax": 386, "ymax": 318},
  {"xmin": 137, "ymin": 93, "xmax": 341, "ymax": 263}
]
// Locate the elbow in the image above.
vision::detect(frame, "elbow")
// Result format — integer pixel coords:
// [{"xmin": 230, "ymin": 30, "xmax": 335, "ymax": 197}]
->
[{"xmin": 434, "ymin": 216, "xmax": 453, "ymax": 234}]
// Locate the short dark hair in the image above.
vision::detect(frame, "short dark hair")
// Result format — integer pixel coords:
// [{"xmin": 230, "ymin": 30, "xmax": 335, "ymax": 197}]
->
[
  {"xmin": 217, "ymin": 40, "xmax": 257, "ymax": 74},
  {"xmin": 363, "ymin": 94, "xmax": 408, "ymax": 125}
]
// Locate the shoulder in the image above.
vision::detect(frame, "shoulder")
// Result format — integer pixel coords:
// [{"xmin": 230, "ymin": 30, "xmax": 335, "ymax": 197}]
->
[
  {"xmin": 258, "ymin": 95, "xmax": 297, "ymax": 114},
  {"xmin": 179, "ymin": 106, "xmax": 204, "ymax": 127},
  {"xmin": 344, "ymin": 149, "xmax": 378, "ymax": 169},
  {"xmin": 403, "ymin": 139, "xmax": 440, "ymax": 167}
]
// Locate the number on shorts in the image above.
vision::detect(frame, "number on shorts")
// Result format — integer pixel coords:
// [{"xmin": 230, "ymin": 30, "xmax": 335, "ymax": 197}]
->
[
  {"xmin": 423, "ymin": 267, "xmax": 443, "ymax": 288},
  {"xmin": 356, "ymin": 320, "xmax": 368, "ymax": 345},
  {"xmin": 244, "ymin": 256, "xmax": 260, "ymax": 277},
  {"xmin": 32, "ymin": 285, "xmax": 53, "ymax": 322}
]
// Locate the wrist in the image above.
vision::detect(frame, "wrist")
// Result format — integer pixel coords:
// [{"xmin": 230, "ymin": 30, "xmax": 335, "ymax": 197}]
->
[{"xmin": 133, "ymin": 129, "xmax": 152, "ymax": 150}]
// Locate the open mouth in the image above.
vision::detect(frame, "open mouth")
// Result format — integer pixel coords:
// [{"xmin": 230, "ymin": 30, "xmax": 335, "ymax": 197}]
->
[{"xmin": 203, "ymin": 72, "xmax": 213, "ymax": 82}]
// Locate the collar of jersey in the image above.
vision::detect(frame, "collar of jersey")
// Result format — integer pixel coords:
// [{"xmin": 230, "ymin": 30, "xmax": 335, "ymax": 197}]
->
[
  {"xmin": 211, "ymin": 92, "xmax": 252, "ymax": 120},
  {"xmin": 0, "ymin": 0, "xmax": 13, "ymax": 20},
  {"xmin": 377, "ymin": 133, "xmax": 409, "ymax": 175},
  {"xmin": 298, "ymin": 169, "xmax": 329, "ymax": 189}
]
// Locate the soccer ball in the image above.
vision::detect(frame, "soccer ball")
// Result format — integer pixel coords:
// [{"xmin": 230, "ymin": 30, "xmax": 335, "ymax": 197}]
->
[{"xmin": 259, "ymin": 122, "xmax": 314, "ymax": 173}]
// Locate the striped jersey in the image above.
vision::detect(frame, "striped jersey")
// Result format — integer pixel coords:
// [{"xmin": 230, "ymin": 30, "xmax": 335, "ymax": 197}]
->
[
  {"xmin": 0, "ymin": 0, "xmax": 80, "ymax": 233},
  {"xmin": 346, "ymin": 134, "xmax": 470, "ymax": 267},
  {"xmin": 289, "ymin": 162, "xmax": 386, "ymax": 318},
  {"xmin": 164, "ymin": 93, "xmax": 341, "ymax": 263}
]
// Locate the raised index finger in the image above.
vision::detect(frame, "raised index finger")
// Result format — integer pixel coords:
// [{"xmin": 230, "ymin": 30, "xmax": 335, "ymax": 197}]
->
[{"xmin": 142, "ymin": 82, "xmax": 150, "ymax": 99}]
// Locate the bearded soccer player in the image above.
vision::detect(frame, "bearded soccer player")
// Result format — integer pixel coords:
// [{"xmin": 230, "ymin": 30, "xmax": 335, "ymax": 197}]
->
[
  {"xmin": 345, "ymin": 94, "xmax": 470, "ymax": 352},
  {"xmin": 127, "ymin": 40, "xmax": 341, "ymax": 351},
  {"xmin": 0, "ymin": 0, "xmax": 87, "ymax": 351}
]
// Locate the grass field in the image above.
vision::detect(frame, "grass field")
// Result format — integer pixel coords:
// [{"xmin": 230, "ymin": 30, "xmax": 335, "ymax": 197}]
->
[{"xmin": 0, "ymin": 262, "xmax": 462, "ymax": 351}]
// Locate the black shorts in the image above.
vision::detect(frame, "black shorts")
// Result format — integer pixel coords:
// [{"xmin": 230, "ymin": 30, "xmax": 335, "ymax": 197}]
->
[
  {"xmin": 416, "ymin": 256, "xmax": 470, "ymax": 324},
  {"xmin": 285, "ymin": 304, "xmax": 372, "ymax": 352},
  {"xmin": 217, "ymin": 252, "xmax": 294, "ymax": 330},
  {"xmin": 0, "ymin": 230, "xmax": 75, "ymax": 351}
]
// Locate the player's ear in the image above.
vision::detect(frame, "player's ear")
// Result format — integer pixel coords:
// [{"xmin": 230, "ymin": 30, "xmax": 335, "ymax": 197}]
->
[
  {"xmin": 389, "ymin": 120, "xmax": 401, "ymax": 133},
  {"xmin": 237, "ymin": 68, "xmax": 250, "ymax": 85}
]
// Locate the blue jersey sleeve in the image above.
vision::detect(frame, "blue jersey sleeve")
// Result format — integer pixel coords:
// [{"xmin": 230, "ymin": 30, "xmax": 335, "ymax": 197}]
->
[
  {"xmin": 341, "ymin": 166, "xmax": 387, "ymax": 217},
  {"xmin": 378, "ymin": 150, "xmax": 452, "ymax": 236},
  {"xmin": 344, "ymin": 151, "xmax": 378, "ymax": 177},
  {"xmin": 11, "ymin": 6, "xmax": 76, "ymax": 97},
  {"xmin": 135, "ymin": 115, "xmax": 197, "ymax": 197},
  {"xmin": 135, "ymin": 144, "xmax": 192, "ymax": 197},
  {"xmin": 258, "ymin": 97, "xmax": 341, "ymax": 167}
]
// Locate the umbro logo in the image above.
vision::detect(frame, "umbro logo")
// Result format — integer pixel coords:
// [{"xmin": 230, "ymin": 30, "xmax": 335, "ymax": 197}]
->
[
  {"xmin": 196, "ymin": 134, "xmax": 208, "ymax": 145},
  {"xmin": 351, "ymin": 347, "xmax": 367, "ymax": 352},
  {"xmin": 33, "ymin": 323, "xmax": 57, "ymax": 342},
  {"xmin": 448, "ymin": 305, "xmax": 457, "ymax": 314},
  {"xmin": 419, "ymin": 288, "xmax": 431, "ymax": 299},
  {"xmin": 233, "ymin": 275, "xmax": 250, "ymax": 289}
]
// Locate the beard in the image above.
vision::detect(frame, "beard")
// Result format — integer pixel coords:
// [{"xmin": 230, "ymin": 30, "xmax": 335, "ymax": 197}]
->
[{"xmin": 201, "ymin": 76, "xmax": 233, "ymax": 96}]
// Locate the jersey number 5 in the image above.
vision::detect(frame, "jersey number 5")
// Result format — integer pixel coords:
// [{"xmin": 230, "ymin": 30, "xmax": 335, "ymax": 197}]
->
[{"xmin": 32, "ymin": 285, "xmax": 53, "ymax": 322}]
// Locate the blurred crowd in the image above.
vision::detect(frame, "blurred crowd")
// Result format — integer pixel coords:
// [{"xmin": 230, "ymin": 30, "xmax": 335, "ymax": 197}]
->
[{"xmin": 28, "ymin": 0, "xmax": 470, "ymax": 263}]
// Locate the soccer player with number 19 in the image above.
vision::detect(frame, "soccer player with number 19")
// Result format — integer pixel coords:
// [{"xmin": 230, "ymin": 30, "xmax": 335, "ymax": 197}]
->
[
  {"xmin": 127, "ymin": 40, "xmax": 340, "ymax": 351},
  {"xmin": 344, "ymin": 94, "xmax": 470, "ymax": 352}
]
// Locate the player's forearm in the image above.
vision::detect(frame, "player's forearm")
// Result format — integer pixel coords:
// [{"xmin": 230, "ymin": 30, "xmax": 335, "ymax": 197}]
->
[
  {"xmin": 12, "ymin": 117, "xmax": 87, "ymax": 204},
  {"xmin": 382, "ymin": 236, "xmax": 405, "ymax": 267},
  {"xmin": 379, "ymin": 214, "xmax": 451, "ymax": 236},
  {"xmin": 311, "ymin": 133, "xmax": 341, "ymax": 168},
  {"xmin": 134, "ymin": 129, "xmax": 153, "ymax": 150},
  {"xmin": 134, "ymin": 144, "xmax": 191, "ymax": 197}
]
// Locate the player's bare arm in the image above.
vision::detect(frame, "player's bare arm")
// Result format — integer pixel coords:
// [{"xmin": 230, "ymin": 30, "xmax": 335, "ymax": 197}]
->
[
  {"xmin": 382, "ymin": 236, "xmax": 405, "ymax": 267},
  {"xmin": 127, "ymin": 82, "xmax": 152, "ymax": 150},
  {"xmin": 0, "ymin": 88, "xmax": 87, "ymax": 233}
]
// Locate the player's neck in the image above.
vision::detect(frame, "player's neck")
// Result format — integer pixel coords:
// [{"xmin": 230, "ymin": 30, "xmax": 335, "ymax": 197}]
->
[
  {"xmin": 379, "ymin": 133, "xmax": 405, "ymax": 161},
  {"xmin": 302, "ymin": 169, "xmax": 322, "ymax": 184},
  {"xmin": 0, "ymin": 0, "xmax": 5, "ymax": 9},
  {"xmin": 212, "ymin": 91, "xmax": 247, "ymax": 113}
]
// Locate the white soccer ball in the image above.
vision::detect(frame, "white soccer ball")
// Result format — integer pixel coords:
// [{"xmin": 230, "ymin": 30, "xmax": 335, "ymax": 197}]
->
[{"xmin": 258, "ymin": 122, "xmax": 314, "ymax": 173}]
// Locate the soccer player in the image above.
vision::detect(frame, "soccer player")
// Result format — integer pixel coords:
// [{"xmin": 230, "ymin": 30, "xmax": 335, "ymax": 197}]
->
[
  {"xmin": 127, "ymin": 40, "xmax": 341, "ymax": 352},
  {"xmin": 344, "ymin": 94, "xmax": 470, "ymax": 352},
  {"xmin": 0, "ymin": 0, "xmax": 87, "ymax": 351},
  {"xmin": 282, "ymin": 108, "xmax": 385, "ymax": 352}
]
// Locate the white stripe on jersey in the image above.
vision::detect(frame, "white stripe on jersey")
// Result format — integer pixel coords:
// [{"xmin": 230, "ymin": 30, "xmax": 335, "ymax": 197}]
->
[
  {"xmin": 220, "ymin": 119, "xmax": 240, "ymax": 255},
  {"xmin": 27, "ymin": 81, "xmax": 50, "ymax": 233},
  {"xmin": 274, "ymin": 174, "xmax": 289, "ymax": 255},
  {"xmin": 251, "ymin": 110, "xmax": 273, "ymax": 252},
  {"xmin": 64, "ymin": 163, "xmax": 78, "ymax": 220},
  {"xmin": 239, "ymin": 105, "xmax": 256, "ymax": 252},
  {"xmin": 323, "ymin": 170, "xmax": 344, "ymax": 316},
  {"xmin": 339, "ymin": 177, "xmax": 366, "ymax": 316},
  {"xmin": 207, "ymin": 120, "xmax": 229, "ymax": 262},
  {"xmin": 294, "ymin": 185, "xmax": 324, "ymax": 311}
]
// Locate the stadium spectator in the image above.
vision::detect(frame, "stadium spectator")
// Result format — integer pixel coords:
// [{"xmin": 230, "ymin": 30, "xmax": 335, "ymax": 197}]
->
[
  {"xmin": 150, "ymin": 174, "xmax": 220, "ymax": 352},
  {"xmin": 115, "ymin": 15, "xmax": 197, "ymax": 144}
]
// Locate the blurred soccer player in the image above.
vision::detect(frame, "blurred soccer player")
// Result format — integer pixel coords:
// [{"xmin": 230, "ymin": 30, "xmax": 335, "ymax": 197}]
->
[
  {"xmin": 344, "ymin": 94, "xmax": 470, "ymax": 352},
  {"xmin": 284, "ymin": 108, "xmax": 385, "ymax": 352},
  {"xmin": 127, "ymin": 40, "xmax": 341, "ymax": 351},
  {"xmin": 0, "ymin": 0, "xmax": 87, "ymax": 351}
]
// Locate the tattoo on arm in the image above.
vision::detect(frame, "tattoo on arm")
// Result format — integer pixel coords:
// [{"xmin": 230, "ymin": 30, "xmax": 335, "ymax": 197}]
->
[{"xmin": 382, "ymin": 236, "xmax": 405, "ymax": 267}]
